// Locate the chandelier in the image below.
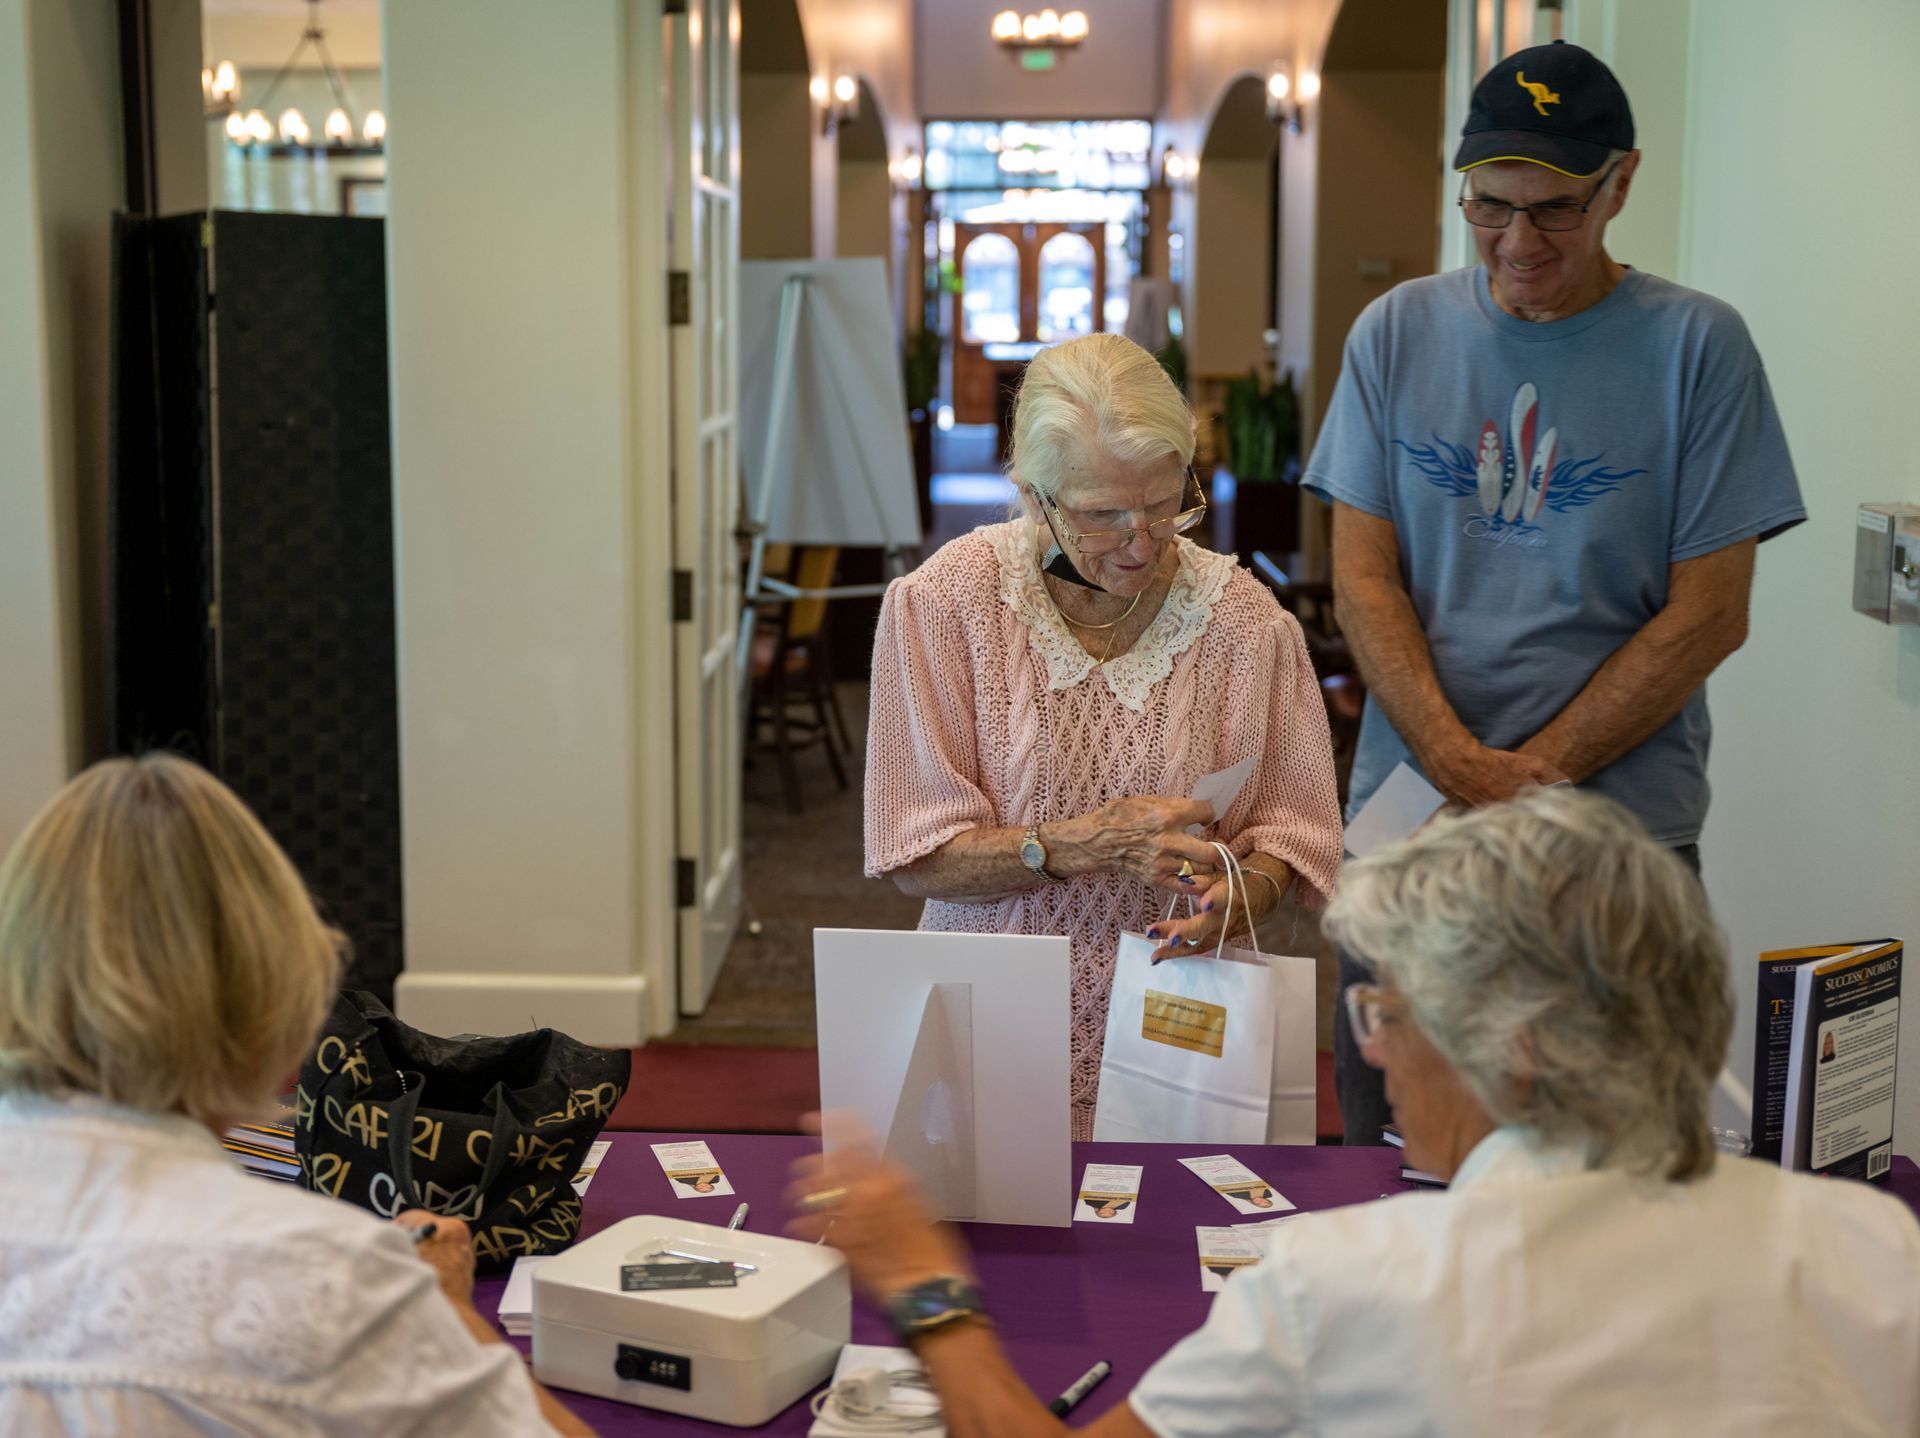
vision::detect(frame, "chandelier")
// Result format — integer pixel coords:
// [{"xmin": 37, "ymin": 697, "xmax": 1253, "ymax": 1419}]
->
[
  {"xmin": 991, "ymin": 9, "xmax": 1090, "ymax": 68},
  {"xmin": 206, "ymin": 0, "xmax": 385, "ymax": 154}
]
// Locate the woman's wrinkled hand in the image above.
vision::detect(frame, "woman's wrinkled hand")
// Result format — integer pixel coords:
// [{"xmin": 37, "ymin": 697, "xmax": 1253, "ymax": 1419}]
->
[
  {"xmin": 1146, "ymin": 861, "xmax": 1286, "ymax": 961},
  {"xmin": 1056, "ymin": 795, "xmax": 1221, "ymax": 893},
  {"xmin": 784, "ymin": 1115, "xmax": 974, "ymax": 1303},
  {"xmin": 394, "ymin": 1210, "xmax": 476, "ymax": 1307}
]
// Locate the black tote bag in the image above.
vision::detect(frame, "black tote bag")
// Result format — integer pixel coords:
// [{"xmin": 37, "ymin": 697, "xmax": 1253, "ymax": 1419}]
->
[{"xmin": 294, "ymin": 991, "xmax": 631, "ymax": 1272}]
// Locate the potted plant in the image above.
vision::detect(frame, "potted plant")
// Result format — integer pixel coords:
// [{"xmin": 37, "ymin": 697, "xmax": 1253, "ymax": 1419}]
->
[{"xmin": 1219, "ymin": 367, "xmax": 1300, "ymax": 564}]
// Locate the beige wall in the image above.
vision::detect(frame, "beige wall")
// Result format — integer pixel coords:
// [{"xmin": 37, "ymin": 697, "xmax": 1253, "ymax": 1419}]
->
[
  {"xmin": 915, "ymin": 0, "xmax": 1162, "ymax": 119},
  {"xmin": 1310, "ymin": 66, "xmax": 1443, "ymax": 434},
  {"xmin": 835, "ymin": 157, "xmax": 892, "ymax": 268},
  {"xmin": 1190, "ymin": 156, "xmax": 1273, "ymax": 380},
  {"xmin": 742, "ymin": 75, "xmax": 816, "ymax": 258},
  {"xmin": 383, "ymin": 0, "xmax": 676, "ymax": 1043},
  {"xmin": 0, "ymin": 0, "xmax": 123, "ymax": 848}
]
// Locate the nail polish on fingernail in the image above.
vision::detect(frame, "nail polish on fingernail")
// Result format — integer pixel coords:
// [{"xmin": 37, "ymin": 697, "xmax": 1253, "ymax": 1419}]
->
[
  {"xmin": 1146, "ymin": 928, "xmax": 1160, "ymax": 940},
  {"xmin": 1204, "ymin": 902, "xmax": 1214, "ymax": 912}
]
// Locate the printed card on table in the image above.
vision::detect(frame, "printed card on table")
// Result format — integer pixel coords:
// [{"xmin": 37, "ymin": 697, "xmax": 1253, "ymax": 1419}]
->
[
  {"xmin": 1178, "ymin": 1153, "xmax": 1295, "ymax": 1217},
  {"xmin": 650, "ymin": 1139, "xmax": 735, "ymax": 1198},
  {"xmin": 1195, "ymin": 1215, "xmax": 1304, "ymax": 1291},
  {"xmin": 1073, "ymin": 1162, "xmax": 1144, "ymax": 1224},
  {"xmin": 570, "ymin": 1139, "xmax": 612, "ymax": 1197}
]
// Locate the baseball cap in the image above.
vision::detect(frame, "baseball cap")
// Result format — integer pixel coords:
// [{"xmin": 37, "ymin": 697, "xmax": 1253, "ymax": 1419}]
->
[{"xmin": 1452, "ymin": 40, "xmax": 1635, "ymax": 178}]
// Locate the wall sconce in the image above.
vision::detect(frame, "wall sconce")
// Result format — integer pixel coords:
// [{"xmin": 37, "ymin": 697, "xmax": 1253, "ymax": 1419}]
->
[
  {"xmin": 1161, "ymin": 149, "xmax": 1196, "ymax": 190},
  {"xmin": 818, "ymin": 71, "xmax": 859, "ymax": 136},
  {"xmin": 889, "ymin": 151, "xmax": 924, "ymax": 189},
  {"xmin": 1267, "ymin": 65, "xmax": 1318, "ymax": 134},
  {"xmin": 1265, "ymin": 66, "xmax": 1298, "ymax": 132}
]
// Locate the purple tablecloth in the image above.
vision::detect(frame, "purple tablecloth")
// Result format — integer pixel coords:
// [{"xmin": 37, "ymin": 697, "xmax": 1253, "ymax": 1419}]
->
[{"xmin": 478, "ymin": 1134, "xmax": 1920, "ymax": 1435}]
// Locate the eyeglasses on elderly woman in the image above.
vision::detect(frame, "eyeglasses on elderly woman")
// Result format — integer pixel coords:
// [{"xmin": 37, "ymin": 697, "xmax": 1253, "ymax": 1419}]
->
[
  {"xmin": 1343, "ymin": 981, "xmax": 1409, "ymax": 1046},
  {"xmin": 1040, "ymin": 469, "xmax": 1209, "ymax": 555}
]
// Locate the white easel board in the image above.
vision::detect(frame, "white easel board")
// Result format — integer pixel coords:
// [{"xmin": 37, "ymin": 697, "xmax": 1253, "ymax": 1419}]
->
[
  {"xmin": 738, "ymin": 259, "xmax": 923, "ymax": 548},
  {"xmin": 814, "ymin": 928, "xmax": 1071, "ymax": 1228}
]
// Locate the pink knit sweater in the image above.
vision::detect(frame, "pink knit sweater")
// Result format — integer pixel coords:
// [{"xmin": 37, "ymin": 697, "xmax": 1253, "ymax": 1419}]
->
[{"xmin": 864, "ymin": 522, "xmax": 1344, "ymax": 1140}]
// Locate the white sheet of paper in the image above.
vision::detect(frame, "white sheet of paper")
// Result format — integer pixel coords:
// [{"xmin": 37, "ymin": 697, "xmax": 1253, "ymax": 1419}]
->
[
  {"xmin": 1177, "ymin": 1153, "xmax": 1296, "ymax": 1216},
  {"xmin": 1343, "ymin": 762, "xmax": 1447, "ymax": 859},
  {"xmin": 1073, "ymin": 1162, "xmax": 1144, "ymax": 1224},
  {"xmin": 497, "ymin": 1254, "xmax": 551, "ymax": 1335},
  {"xmin": 570, "ymin": 1139, "xmax": 611, "ymax": 1197},
  {"xmin": 1188, "ymin": 754, "xmax": 1259, "ymax": 834},
  {"xmin": 815, "ymin": 929, "xmax": 1071, "ymax": 1228},
  {"xmin": 650, "ymin": 1139, "xmax": 735, "ymax": 1198},
  {"xmin": 808, "ymin": 1345, "xmax": 942, "ymax": 1437}
]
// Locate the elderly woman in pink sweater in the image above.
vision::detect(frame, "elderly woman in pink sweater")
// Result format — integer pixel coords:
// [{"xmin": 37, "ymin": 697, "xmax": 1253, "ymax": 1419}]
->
[{"xmin": 865, "ymin": 333, "xmax": 1343, "ymax": 1140}]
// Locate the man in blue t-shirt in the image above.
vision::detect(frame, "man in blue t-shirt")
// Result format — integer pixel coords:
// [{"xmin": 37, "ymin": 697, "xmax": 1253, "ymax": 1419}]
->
[{"xmin": 1304, "ymin": 41, "xmax": 1804, "ymax": 1143}]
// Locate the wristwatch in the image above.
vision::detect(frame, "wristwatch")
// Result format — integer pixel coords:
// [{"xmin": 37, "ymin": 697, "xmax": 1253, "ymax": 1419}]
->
[
  {"xmin": 885, "ymin": 1275, "xmax": 988, "ymax": 1341},
  {"xmin": 1020, "ymin": 824, "xmax": 1059, "ymax": 881}
]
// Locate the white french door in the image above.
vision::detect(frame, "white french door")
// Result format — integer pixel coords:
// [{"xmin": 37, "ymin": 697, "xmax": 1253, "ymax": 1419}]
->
[{"xmin": 666, "ymin": 0, "xmax": 744, "ymax": 1013}]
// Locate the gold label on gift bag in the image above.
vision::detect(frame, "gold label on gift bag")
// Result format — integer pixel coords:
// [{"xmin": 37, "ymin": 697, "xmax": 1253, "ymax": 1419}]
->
[{"xmin": 1142, "ymin": 990, "xmax": 1227, "ymax": 1058}]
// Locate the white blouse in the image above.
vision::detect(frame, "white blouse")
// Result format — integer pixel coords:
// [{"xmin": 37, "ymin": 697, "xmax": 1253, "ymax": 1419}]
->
[
  {"xmin": 0, "ymin": 1093, "xmax": 561, "ymax": 1436},
  {"xmin": 1130, "ymin": 1126, "xmax": 1920, "ymax": 1436}
]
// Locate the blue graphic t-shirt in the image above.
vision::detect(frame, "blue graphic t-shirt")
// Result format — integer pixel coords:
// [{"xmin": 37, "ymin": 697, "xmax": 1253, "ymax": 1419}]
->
[{"xmin": 1303, "ymin": 265, "xmax": 1804, "ymax": 846}]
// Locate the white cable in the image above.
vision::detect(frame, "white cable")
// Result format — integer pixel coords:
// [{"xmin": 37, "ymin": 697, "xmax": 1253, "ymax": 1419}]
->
[{"xmin": 809, "ymin": 1365, "xmax": 944, "ymax": 1433}]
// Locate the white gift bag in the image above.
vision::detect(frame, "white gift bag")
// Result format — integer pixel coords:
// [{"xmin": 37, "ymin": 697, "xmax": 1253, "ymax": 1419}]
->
[{"xmin": 1092, "ymin": 844, "xmax": 1318, "ymax": 1146}]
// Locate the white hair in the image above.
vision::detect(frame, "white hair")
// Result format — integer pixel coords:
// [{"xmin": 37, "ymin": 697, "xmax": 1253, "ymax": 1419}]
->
[
  {"xmin": 1007, "ymin": 333, "xmax": 1196, "ymax": 501},
  {"xmin": 1324, "ymin": 788, "xmax": 1730, "ymax": 1181}
]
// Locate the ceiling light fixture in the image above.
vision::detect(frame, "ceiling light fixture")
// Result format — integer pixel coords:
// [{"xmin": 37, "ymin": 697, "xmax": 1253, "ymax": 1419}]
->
[
  {"xmin": 991, "ymin": 9, "xmax": 1089, "ymax": 70},
  {"xmin": 218, "ymin": 0, "xmax": 386, "ymax": 154}
]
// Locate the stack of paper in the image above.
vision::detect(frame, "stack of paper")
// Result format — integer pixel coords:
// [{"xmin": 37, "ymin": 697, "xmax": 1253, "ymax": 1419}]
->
[
  {"xmin": 222, "ymin": 1120, "xmax": 299, "ymax": 1183},
  {"xmin": 498, "ymin": 1255, "xmax": 552, "ymax": 1337}
]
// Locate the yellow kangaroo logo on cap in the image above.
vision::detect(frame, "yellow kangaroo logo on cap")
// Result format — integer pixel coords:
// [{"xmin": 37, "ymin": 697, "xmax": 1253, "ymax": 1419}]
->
[{"xmin": 1516, "ymin": 72, "xmax": 1561, "ymax": 116}]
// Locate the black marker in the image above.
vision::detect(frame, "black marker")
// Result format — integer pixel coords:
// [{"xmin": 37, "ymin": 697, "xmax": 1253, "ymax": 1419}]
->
[{"xmin": 1048, "ymin": 1359, "xmax": 1112, "ymax": 1418}]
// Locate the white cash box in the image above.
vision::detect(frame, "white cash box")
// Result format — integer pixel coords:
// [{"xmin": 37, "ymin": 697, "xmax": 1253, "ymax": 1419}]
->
[{"xmin": 531, "ymin": 1215, "xmax": 850, "ymax": 1426}]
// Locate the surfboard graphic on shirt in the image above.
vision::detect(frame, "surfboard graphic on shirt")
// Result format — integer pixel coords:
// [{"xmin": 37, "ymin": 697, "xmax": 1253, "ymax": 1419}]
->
[
  {"xmin": 1474, "ymin": 421, "xmax": 1503, "ymax": 516},
  {"xmin": 1391, "ymin": 380, "xmax": 1647, "ymax": 544},
  {"xmin": 1500, "ymin": 384, "xmax": 1538, "ymax": 522}
]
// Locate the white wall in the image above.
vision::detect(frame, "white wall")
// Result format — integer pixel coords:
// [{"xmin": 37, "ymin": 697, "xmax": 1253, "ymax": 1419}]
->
[
  {"xmin": 1673, "ymin": 0, "xmax": 1920, "ymax": 1155},
  {"xmin": 0, "ymin": 0, "xmax": 122, "ymax": 846},
  {"xmin": 916, "ymin": 0, "xmax": 1163, "ymax": 119},
  {"xmin": 384, "ymin": 0, "xmax": 676, "ymax": 1043}
]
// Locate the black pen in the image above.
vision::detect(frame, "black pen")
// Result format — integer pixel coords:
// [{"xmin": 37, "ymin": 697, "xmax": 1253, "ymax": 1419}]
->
[{"xmin": 1047, "ymin": 1359, "xmax": 1111, "ymax": 1418}]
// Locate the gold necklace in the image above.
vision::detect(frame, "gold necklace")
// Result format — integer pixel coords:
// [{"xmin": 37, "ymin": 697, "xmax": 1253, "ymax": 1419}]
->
[{"xmin": 1057, "ymin": 588, "xmax": 1142, "ymax": 633}]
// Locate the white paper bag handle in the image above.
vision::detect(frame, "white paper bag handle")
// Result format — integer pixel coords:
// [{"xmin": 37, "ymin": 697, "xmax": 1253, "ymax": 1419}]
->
[{"xmin": 1161, "ymin": 840, "xmax": 1264, "ymax": 961}]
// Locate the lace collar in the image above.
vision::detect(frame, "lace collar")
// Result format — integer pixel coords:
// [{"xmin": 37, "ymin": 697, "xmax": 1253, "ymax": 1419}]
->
[{"xmin": 987, "ymin": 520, "xmax": 1235, "ymax": 712}]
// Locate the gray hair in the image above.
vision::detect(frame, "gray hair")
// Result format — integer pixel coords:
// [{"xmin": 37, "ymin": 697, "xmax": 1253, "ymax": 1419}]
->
[
  {"xmin": 1324, "ymin": 788, "xmax": 1730, "ymax": 1181},
  {"xmin": 1007, "ymin": 333, "xmax": 1196, "ymax": 501}
]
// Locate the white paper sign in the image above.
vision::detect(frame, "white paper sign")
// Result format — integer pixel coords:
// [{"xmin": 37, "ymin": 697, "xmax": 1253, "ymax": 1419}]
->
[
  {"xmin": 650, "ymin": 1139, "xmax": 735, "ymax": 1198},
  {"xmin": 1344, "ymin": 762, "xmax": 1447, "ymax": 859},
  {"xmin": 1188, "ymin": 754, "xmax": 1258, "ymax": 835},
  {"xmin": 1074, "ymin": 1162, "xmax": 1144, "ymax": 1224},
  {"xmin": 815, "ymin": 929, "xmax": 1072, "ymax": 1228},
  {"xmin": 1178, "ymin": 1153, "xmax": 1295, "ymax": 1216}
]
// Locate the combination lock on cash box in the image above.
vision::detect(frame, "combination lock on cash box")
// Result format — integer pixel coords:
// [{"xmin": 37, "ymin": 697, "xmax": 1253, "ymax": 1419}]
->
[{"xmin": 614, "ymin": 1344, "xmax": 693, "ymax": 1391}]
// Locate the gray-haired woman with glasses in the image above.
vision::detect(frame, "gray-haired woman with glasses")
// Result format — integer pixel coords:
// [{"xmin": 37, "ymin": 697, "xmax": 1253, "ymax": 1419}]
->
[{"xmin": 864, "ymin": 332, "xmax": 1343, "ymax": 1141}]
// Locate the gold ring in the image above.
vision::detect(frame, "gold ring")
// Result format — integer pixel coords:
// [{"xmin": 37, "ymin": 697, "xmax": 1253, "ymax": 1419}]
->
[
  {"xmin": 794, "ymin": 1186, "xmax": 849, "ymax": 1214},
  {"xmin": 1177, "ymin": 860, "xmax": 1195, "ymax": 878}
]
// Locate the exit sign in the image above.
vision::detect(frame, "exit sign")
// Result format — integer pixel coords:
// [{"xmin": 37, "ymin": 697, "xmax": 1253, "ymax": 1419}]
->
[{"xmin": 1020, "ymin": 49, "xmax": 1057, "ymax": 70}]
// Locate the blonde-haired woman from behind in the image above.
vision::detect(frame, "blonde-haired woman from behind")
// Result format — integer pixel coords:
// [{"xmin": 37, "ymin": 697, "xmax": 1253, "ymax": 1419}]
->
[{"xmin": 0, "ymin": 754, "xmax": 593, "ymax": 1436}]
